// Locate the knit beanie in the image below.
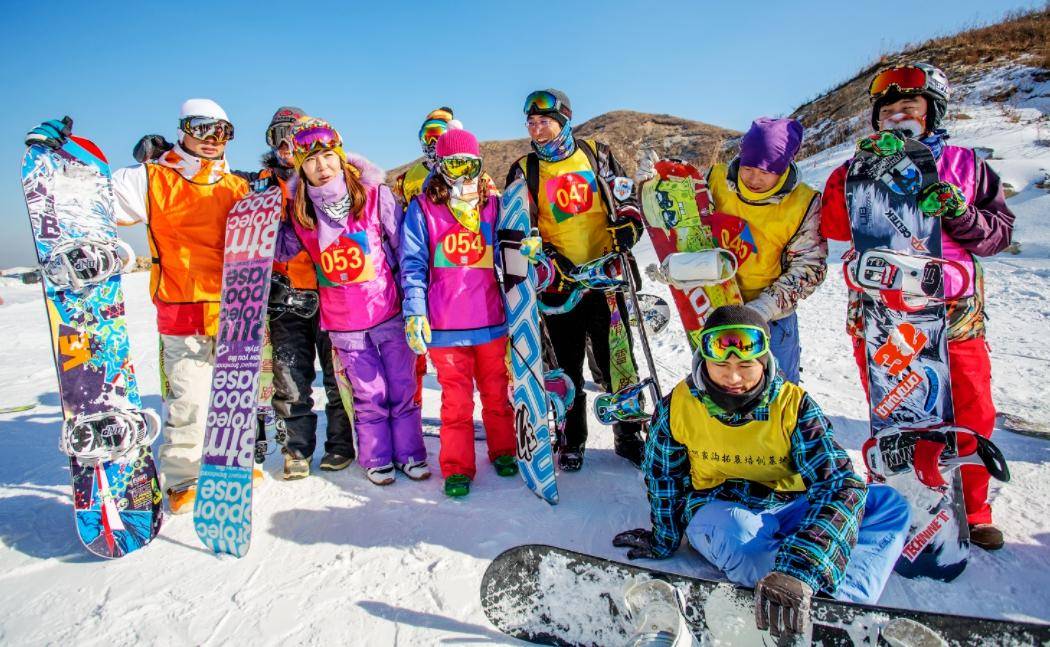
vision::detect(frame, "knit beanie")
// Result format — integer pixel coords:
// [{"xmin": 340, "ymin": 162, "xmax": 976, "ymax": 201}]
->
[
  {"xmin": 435, "ymin": 129, "xmax": 480, "ymax": 158},
  {"xmin": 738, "ymin": 117, "xmax": 804, "ymax": 175}
]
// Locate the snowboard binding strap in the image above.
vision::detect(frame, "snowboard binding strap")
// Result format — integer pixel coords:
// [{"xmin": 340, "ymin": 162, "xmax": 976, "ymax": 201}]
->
[
  {"xmin": 645, "ymin": 250, "xmax": 738, "ymax": 290},
  {"xmin": 59, "ymin": 408, "xmax": 161, "ymax": 461},
  {"xmin": 42, "ymin": 237, "xmax": 136, "ymax": 292},
  {"xmin": 594, "ymin": 378, "xmax": 659, "ymax": 425},
  {"xmin": 843, "ymin": 248, "xmax": 970, "ymax": 312}
]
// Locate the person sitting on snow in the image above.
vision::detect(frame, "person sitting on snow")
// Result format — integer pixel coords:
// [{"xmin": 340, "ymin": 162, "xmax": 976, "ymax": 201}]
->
[{"xmin": 613, "ymin": 305, "xmax": 910, "ymax": 640}]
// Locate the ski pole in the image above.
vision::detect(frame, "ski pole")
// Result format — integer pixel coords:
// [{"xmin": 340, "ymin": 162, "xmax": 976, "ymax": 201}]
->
[{"xmin": 620, "ymin": 254, "xmax": 662, "ymax": 399}]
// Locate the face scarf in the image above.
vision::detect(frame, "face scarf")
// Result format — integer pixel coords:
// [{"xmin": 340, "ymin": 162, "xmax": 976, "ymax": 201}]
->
[
  {"xmin": 531, "ymin": 120, "xmax": 576, "ymax": 163},
  {"xmin": 447, "ymin": 177, "xmax": 481, "ymax": 233},
  {"xmin": 699, "ymin": 361, "xmax": 768, "ymax": 416},
  {"xmin": 158, "ymin": 142, "xmax": 230, "ymax": 184}
]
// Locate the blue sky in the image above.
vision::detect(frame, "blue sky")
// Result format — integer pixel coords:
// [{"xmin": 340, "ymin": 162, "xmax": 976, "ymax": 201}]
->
[{"xmin": 1, "ymin": 0, "xmax": 1040, "ymax": 266}]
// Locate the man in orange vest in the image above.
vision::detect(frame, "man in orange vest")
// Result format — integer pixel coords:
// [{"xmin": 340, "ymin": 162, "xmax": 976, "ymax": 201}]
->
[{"xmin": 51, "ymin": 98, "xmax": 252, "ymax": 513}]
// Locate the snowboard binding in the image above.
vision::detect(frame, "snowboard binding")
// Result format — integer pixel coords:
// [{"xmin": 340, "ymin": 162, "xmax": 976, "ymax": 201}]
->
[
  {"xmin": 59, "ymin": 408, "xmax": 161, "ymax": 461},
  {"xmin": 863, "ymin": 424, "xmax": 1010, "ymax": 491},
  {"xmin": 42, "ymin": 237, "xmax": 136, "ymax": 292},
  {"xmin": 595, "ymin": 379, "xmax": 659, "ymax": 425},
  {"xmin": 544, "ymin": 369, "xmax": 576, "ymax": 432},
  {"xmin": 645, "ymin": 250, "xmax": 738, "ymax": 290},
  {"xmin": 623, "ymin": 579, "xmax": 697, "ymax": 647},
  {"xmin": 268, "ymin": 273, "xmax": 319, "ymax": 319},
  {"xmin": 844, "ymin": 248, "xmax": 970, "ymax": 312}
]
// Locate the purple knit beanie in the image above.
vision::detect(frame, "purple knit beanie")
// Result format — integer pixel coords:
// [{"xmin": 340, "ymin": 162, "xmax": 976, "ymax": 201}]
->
[
  {"xmin": 738, "ymin": 117, "xmax": 804, "ymax": 175},
  {"xmin": 435, "ymin": 129, "xmax": 480, "ymax": 158}
]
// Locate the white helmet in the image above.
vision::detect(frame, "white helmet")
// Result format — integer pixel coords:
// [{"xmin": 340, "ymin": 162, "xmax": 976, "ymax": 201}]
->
[{"xmin": 179, "ymin": 98, "xmax": 229, "ymax": 122}]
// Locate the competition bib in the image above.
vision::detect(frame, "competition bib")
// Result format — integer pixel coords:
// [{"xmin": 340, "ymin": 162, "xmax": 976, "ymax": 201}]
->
[
  {"xmin": 317, "ymin": 231, "xmax": 376, "ymax": 285},
  {"xmin": 545, "ymin": 171, "xmax": 598, "ymax": 223}
]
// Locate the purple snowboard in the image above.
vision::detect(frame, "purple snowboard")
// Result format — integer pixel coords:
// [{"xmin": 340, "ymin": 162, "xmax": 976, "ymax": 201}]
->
[{"xmin": 193, "ymin": 187, "xmax": 283, "ymax": 557}]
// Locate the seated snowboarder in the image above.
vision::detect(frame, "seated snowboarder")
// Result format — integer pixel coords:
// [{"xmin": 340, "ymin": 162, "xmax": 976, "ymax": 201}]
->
[{"xmin": 613, "ymin": 305, "xmax": 910, "ymax": 639}]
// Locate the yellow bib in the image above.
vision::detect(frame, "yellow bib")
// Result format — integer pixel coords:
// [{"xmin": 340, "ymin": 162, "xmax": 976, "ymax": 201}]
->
[
  {"xmin": 707, "ymin": 164, "xmax": 817, "ymax": 302},
  {"xmin": 669, "ymin": 380, "xmax": 806, "ymax": 493},
  {"xmin": 526, "ymin": 142, "xmax": 613, "ymax": 265},
  {"xmin": 400, "ymin": 162, "xmax": 430, "ymax": 204}
]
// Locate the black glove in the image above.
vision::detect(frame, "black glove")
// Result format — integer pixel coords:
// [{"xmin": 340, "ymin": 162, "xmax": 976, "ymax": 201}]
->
[
  {"xmin": 754, "ymin": 571, "xmax": 813, "ymax": 639},
  {"xmin": 133, "ymin": 134, "xmax": 175, "ymax": 163},
  {"xmin": 542, "ymin": 242, "xmax": 578, "ymax": 293},
  {"xmin": 608, "ymin": 218, "xmax": 641, "ymax": 254},
  {"xmin": 25, "ymin": 116, "xmax": 72, "ymax": 149},
  {"xmin": 612, "ymin": 528, "xmax": 660, "ymax": 560}
]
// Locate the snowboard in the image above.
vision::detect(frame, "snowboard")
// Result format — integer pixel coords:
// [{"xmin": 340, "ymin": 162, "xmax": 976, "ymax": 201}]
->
[
  {"xmin": 640, "ymin": 160, "xmax": 742, "ymax": 351},
  {"xmin": 481, "ymin": 544, "xmax": 1050, "ymax": 647},
  {"xmin": 627, "ymin": 293, "xmax": 671, "ymax": 337},
  {"xmin": 497, "ymin": 179, "xmax": 558, "ymax": 504},
  {"xmin": 21, "ymin": 134, "xmax": 163, "ymax": 558},
  {"xmin": 845, "ymin": 138, "xmax": 971, "ymax": 581},
  {"xmin": 193, "ymin": 186, "xmax": 283, "ymax": 556}
]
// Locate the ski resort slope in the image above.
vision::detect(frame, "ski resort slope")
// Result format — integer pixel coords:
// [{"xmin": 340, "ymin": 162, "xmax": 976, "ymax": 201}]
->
[{"xmin": 1, "ymin": 88, "xmax": 1049, "ymax": 645}]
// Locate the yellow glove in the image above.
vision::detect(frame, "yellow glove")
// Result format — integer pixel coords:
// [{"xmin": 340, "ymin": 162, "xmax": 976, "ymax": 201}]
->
[{"xmin": 405, "ymin": 315, "xmax": 431, "ymax": 356}]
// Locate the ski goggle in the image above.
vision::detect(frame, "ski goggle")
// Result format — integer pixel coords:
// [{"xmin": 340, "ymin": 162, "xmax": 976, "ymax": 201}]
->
[
  {"xmin": 291, "ymin": 123, "xmax": 341, "ymax": 159},
  {"xmin": 179, "ymin": 117, "xmax": 234, "ymax": 143},
  {"xmin": 869, "ymin": 66, "xmax": 929, "ymax": 100},
  {"xmin": 699, "ymin": 325, "xmax": 769, "ymax": 363},
  {"xmin": 265, "ymin": 122, "xmax": 294, "ymax": 149},
  {"xmin": 439, "ymin": 155, "xmax": 482, "ymax": 180},
  {"xmin": 419, "ymin": 119, "xmax": 449, "ymax": 147},
  {"xmin": 523, "ymin": 90, "xmax": 570, "ymax": 119}
]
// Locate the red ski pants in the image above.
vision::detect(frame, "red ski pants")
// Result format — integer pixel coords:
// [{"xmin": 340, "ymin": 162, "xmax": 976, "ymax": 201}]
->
[
  {"xmin": 851, "ymin": 336, "xmax": 997, "ymax": 524},
  {"xmin": 429, "ymin": 337, "xmax": 516, "ymax": 479},
  {"xmin": 413, "ymin": 353, "xmax": 427, "ymax": 406}
]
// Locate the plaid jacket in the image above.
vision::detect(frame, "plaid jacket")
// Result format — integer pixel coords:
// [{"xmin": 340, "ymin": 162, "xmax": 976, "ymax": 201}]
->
[{"xmin": 642, "ymin": 374, "xmax": 868, "ymax": 594}]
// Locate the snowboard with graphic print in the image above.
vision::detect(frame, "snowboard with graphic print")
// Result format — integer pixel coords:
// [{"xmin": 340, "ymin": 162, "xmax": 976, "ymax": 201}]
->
[
  {"xmin": 497, "ymin": 179, "xmax": 558, "ymax": 504},
  {"xmin": 846, "ymin": 137, "xmax": 988, "ymax": 581},
  {"xmin": 21, "ymin": 133, "xmax": 163, "ymax": 558},
  {"xmin": 481, "ymin": 544, "xmax": 1050, "ymax": 647},
  {"xmin": 193, "ymin": 186, "xmax": 283, "ymax": 557},
  {"xmin": 640, "ymin": 159, "xmax": 742, "ymax": 351}
]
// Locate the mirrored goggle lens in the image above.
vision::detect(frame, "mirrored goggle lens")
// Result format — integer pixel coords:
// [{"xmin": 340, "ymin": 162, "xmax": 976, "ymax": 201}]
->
[
  {"xmin": 419, "ymin": 119, "xmax": 449, "ymax": 146},
  {"xmin": 292, "ymin": 126, "xmax": 339, "ymax": 154},
  {"xmin": 699, "ymin": 325, "xmax": 769, "ymax": 362},
  {"xmin": 181, "ymin": 117, "xmax": 234, "ymax": 142},
  {"xmin": 869, "ymin": 66, "xmax": 927, "ymax": 98},
  {"xmin": 266, "ymin": 123, "xmax": 293, "ymax": 148},
  {"xmin": 440, "ymin": 157, "xmax": 482, "ymax": 180},
  {"xmin": 523, "ymin": 90, "xmax": 558, "ymax": 115}
]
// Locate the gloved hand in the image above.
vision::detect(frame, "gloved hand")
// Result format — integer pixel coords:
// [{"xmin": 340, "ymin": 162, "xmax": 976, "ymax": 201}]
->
[
  {"xmin": 754, "ymin": 571, "xmax": 813, "ymax": 639},
  {"xmin": 612, "ymin": 528, "xmax": 661, "ymax": 560},
  {"xmin": 857, "ymin": 130, "xmax": 905, "ymax": 157},
  {"xmin": 25, "ymin": 116, "xmax": 73, "ymax": 149},
  {"xmin": 519, "ymin": 234, "xmax": 546, "ymax": 265},
  {"xmin": 918, "ymin": 181, "xmax": 967, "ymax": 219},
  {"xmin": 405, "ymin": 315, "xmax": 431, "ymax": 356},
  {"xmin": 133, "ymin": 134, "xmax": 174, "ymax": 163},
  {"xmin": 608, "ymin": 218, "xmax": 641, "ymax": 254},
  {"xmin": 543, "ymin": 243, "xmax": 579, "ymax": 292}
]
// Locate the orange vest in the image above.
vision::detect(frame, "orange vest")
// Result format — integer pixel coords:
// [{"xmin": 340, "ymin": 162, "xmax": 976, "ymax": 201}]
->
[
  {"xmin": 258, "ymin": 169, "xmax": 318, "ymax": 290},
  {"xmin": 145, "ymin": 164, "xmax": 249, "ymax": 304}
]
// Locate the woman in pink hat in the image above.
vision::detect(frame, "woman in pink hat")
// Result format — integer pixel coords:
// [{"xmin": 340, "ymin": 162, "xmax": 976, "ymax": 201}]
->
[{"xmin": 399, "ymin": 129, "xmax": 517, "ymax": 498}]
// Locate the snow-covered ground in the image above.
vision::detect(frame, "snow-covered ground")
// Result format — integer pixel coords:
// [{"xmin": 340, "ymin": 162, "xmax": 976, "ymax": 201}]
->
[{"xmin": 1, "ymin": 75, "xmax": 1048, "ymax": 645}]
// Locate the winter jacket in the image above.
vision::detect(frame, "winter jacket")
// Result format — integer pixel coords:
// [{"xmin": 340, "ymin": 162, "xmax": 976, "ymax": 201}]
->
[
  {"xmin": 643, "ymin": 369, "xmax": 867, "ymax": 596},
  {"xmin": 276, "ymin": 152, "xmax": 403, "ymax": 341},
  {"xmin": 111, "ymin": 144, "xmax": 249, "ymax": 336},
  {"xmin": 706, "ymin": 160, "xmax": 827, "ymax": 321},
  {"xmin": 506, "ymin": 139, "xmax": 644, "ymax": 279},
  {"xmin": 399, "ymin": 191, "xmax": 507, "ymax": 347},
  {"xmin": 821, "ymin": 136, "xmax": 1015, "ymax": 341}
]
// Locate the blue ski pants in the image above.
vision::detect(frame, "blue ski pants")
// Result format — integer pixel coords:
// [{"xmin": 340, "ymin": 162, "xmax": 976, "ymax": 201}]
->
[
  {"xmin": 684, "ymin": 485, "xmax": 910, "ymax": 605},
  {"xmin": 768, "ymin": 312, "xmax": 801, "ymax": 384}
]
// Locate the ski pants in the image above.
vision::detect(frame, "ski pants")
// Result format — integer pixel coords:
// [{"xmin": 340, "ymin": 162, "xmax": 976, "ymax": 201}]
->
[
  {"xmin": 158, "ymin": 334, "xmax": 215, "ymax": 491},
  {"xmin": 333, "ymin": 321, "xmax": 425, "ymax": 469},
  {"xmin": 429, "ymin": 337, "xmax": 516, "ymax": 479},
  {"xmin": 269, "ymin": 311, "xmax": 354, "ymax": 458},
  {"xmin": 851, "ymin": 336, "xmax": 997, "ymax": 524},
  {"xmin": 414, "ymin": 353, "xmax": 427, "ymax": 407},
  {"xmin": 768, "ymin": 312, "xmax": 801, "ymax": 384},
  {"xmin": 685, "ymin": 485, "xmax": 910, "ymax": 605},
  {"xmin": 542, "ymin": 290, "xmax": 643, "ymax": 451}
]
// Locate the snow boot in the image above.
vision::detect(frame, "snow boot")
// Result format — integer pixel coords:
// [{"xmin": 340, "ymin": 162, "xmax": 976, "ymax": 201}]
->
[
  {"xmin": 366, "ymin": 464, "xmax": 396, "ymax": 486},
  {"xmin": 319, "ymin": 452, "xmax": 353, "ymax": 472},
  {"xmin": 494, "ymin": 455, "xmax": 518, "ymax": 477},
  {"xmin": 558, "ymin": 448, "xmax": 584, "ymax": 472},
  {"xmin": 614, "ymin": 426, "xmax": 645, "ymax": 469},
  {"xmin": 396, "ymin": 459, "xmax": 431, "ymax": 481},
  {"xmin": 444, "ymin": 474, "xmax": 471, "ymax": 497},
  {"xmin": 284, "ymin": 450, "xmax": 310, "ymax": 481},
  {"xmin": 970, "ymin": 523, "xmax": 1004, "ymax": 550}
]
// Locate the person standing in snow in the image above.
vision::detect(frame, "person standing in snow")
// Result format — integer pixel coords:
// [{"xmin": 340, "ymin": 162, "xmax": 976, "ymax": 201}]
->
[
  {"xmin": 820, "ymin": 63, "xmax": 1015, "ymax": 550},
  {"xmin": 276, "ymin": 117, "xmax": 428, "ymax": 486},
  {"xmin": 704, "ymin": 117, "xmax": 826, "ymax": 384},
  {"xmin": 506, "ymin": 88, "xmax": 646, "ymax": 472},
  {"xmin": 28, "ymin": 100, "xmax": 254, "ymax": 514},
  {"xmin": 399, "ymin": 129, "xmax": 518, "ymax": 498},
  {"xmin": 613, "ymin": 305, "xmax": 910, "ymax": 640}
]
